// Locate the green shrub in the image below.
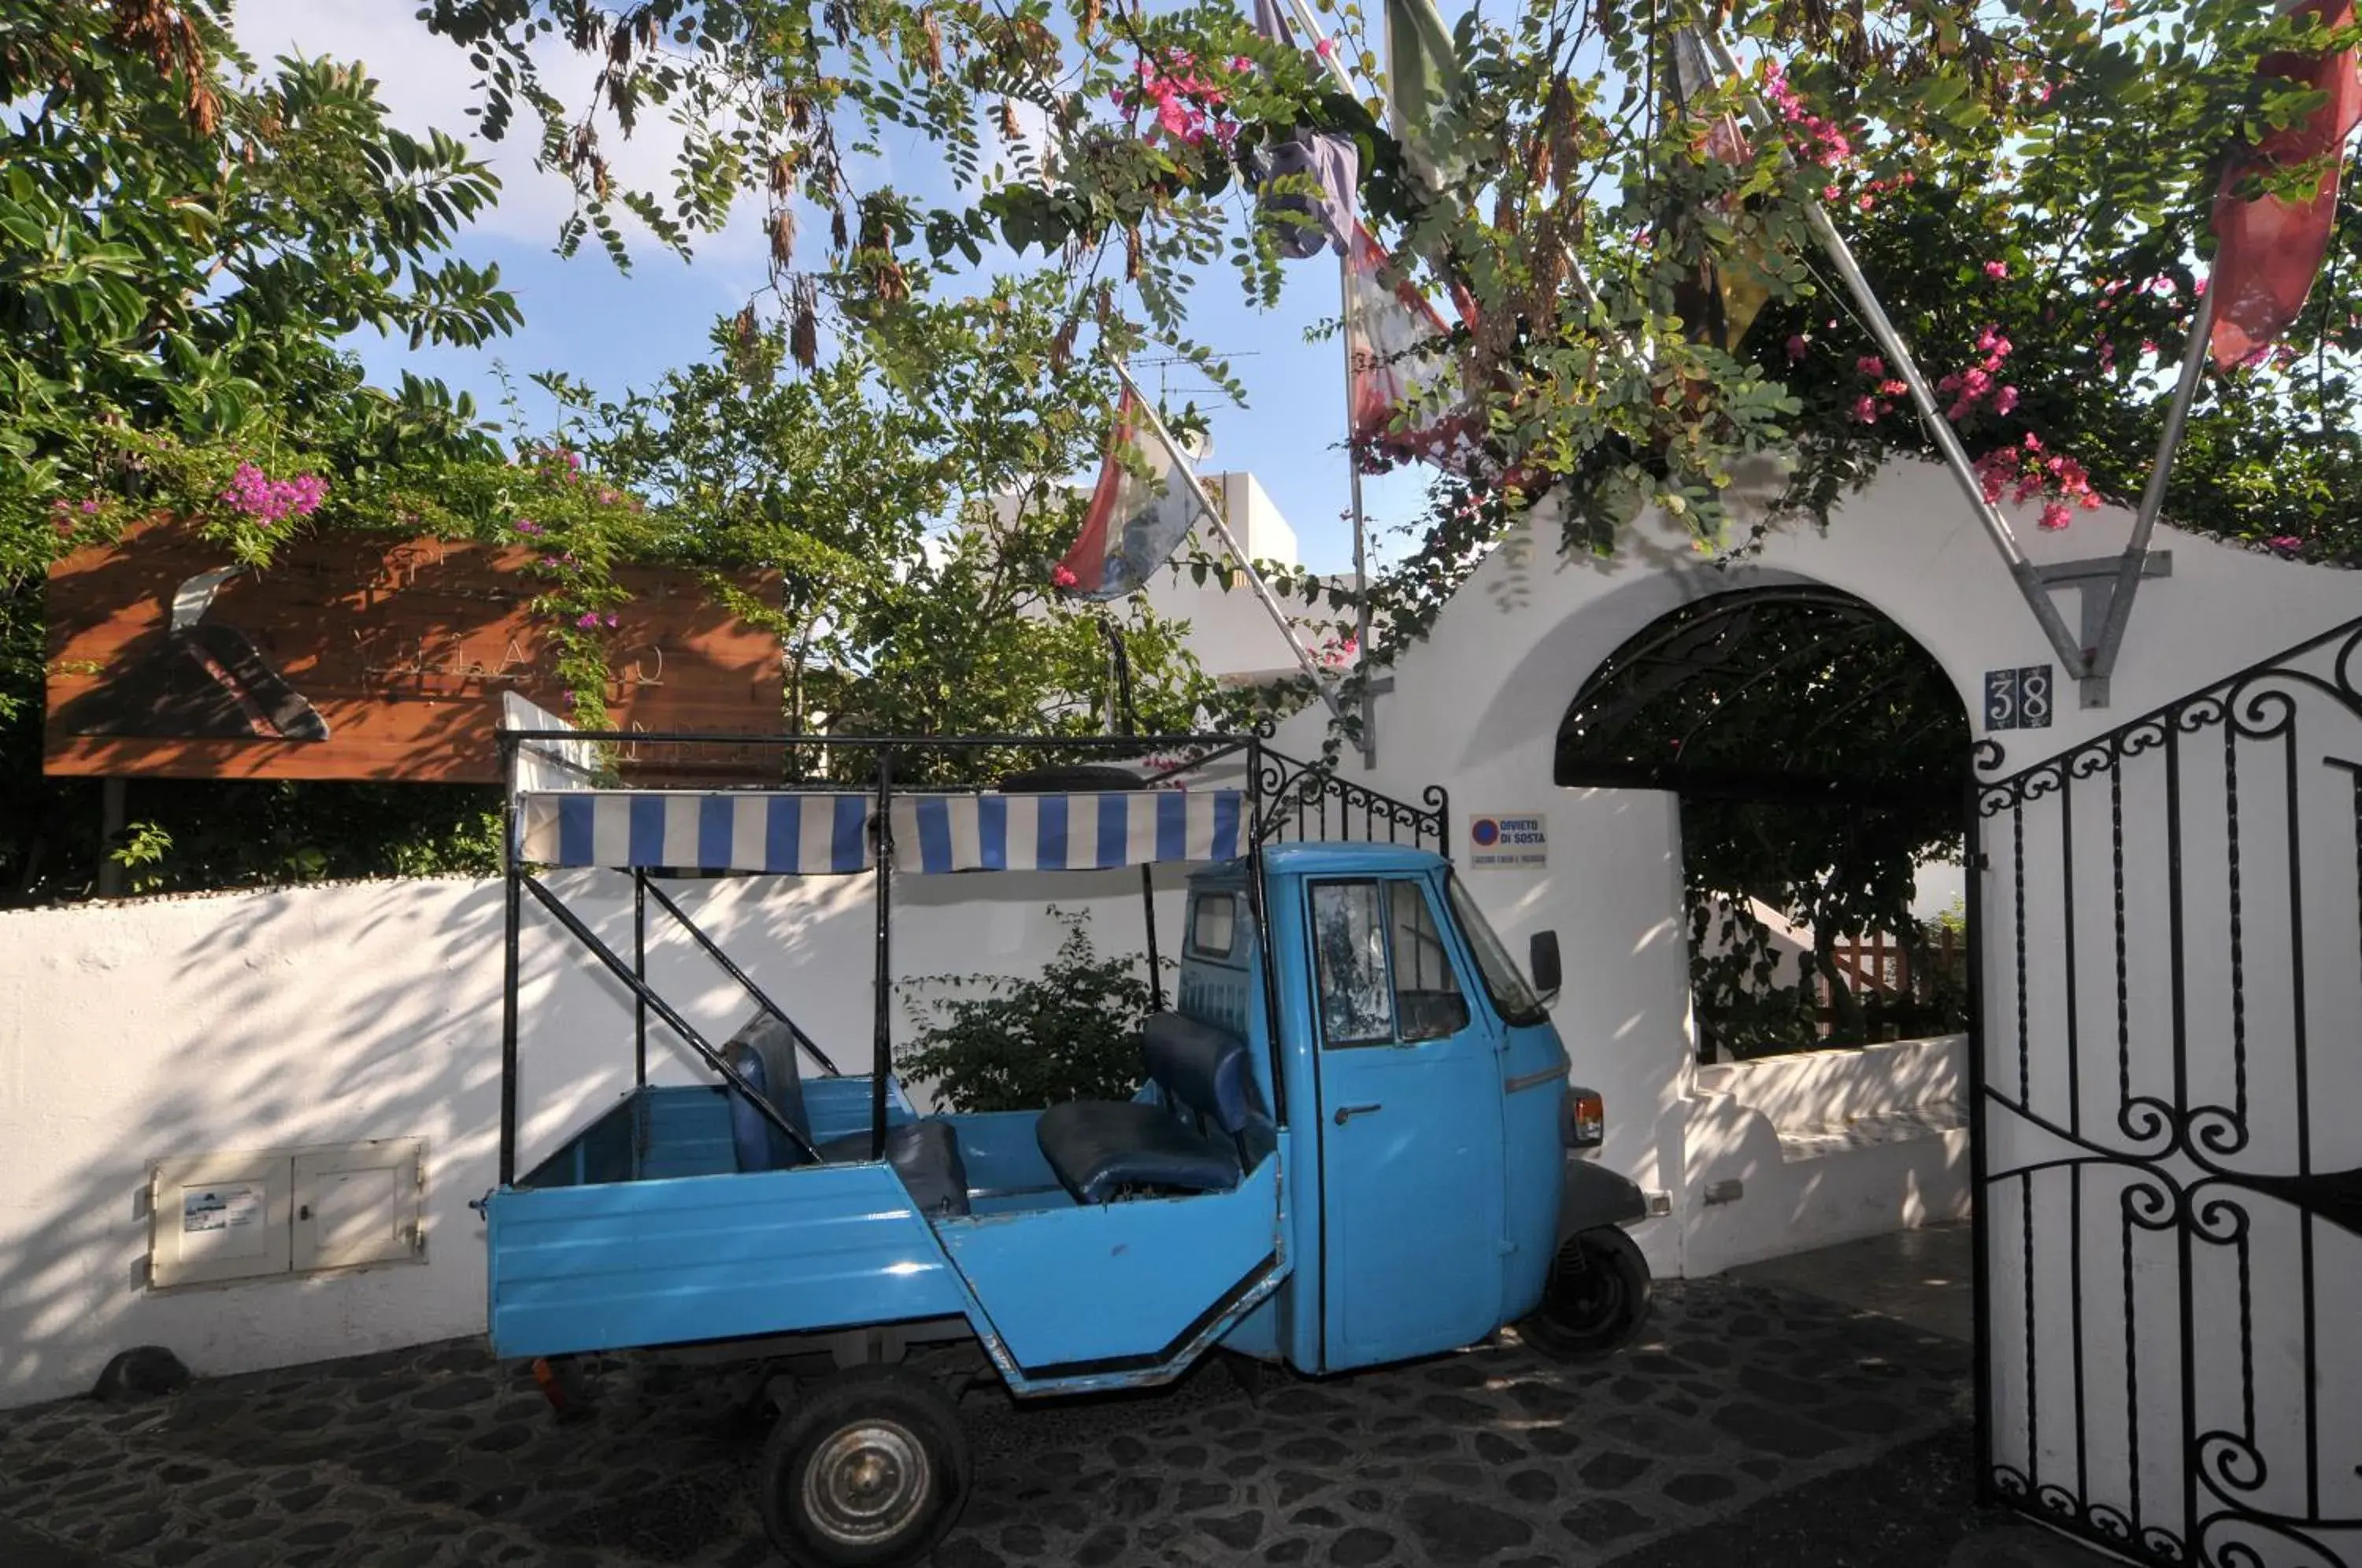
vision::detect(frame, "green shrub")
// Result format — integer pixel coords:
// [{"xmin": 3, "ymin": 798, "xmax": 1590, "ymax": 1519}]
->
[{"xmin": 898, "ymin": 908, "xmax": 1161, "ymax": 1112}]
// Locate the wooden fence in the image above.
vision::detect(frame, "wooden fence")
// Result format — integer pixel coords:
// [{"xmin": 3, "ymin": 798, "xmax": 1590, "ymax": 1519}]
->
[{"xmin": 1816, "ymin": 925, "xmax": 1968, "ymax": 1040}]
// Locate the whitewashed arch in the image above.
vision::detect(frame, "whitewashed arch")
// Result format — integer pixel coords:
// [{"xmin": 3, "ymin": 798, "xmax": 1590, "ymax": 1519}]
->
[{"xmin": 1272, "ymin": 457, "xmax": 2362, "ymax": 1278}]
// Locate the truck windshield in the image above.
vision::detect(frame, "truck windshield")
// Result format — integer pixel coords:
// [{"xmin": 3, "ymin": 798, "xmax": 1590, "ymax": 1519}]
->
[{"xmin": 1443, "ymin": 873, "xmax": 1549, "ymax": 1026}]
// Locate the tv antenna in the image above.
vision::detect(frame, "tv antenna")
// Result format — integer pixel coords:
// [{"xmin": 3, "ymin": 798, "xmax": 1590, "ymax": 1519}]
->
[{"xmin": 1135, "ymin": 351, "xmax": 1261, "ymax": 402}]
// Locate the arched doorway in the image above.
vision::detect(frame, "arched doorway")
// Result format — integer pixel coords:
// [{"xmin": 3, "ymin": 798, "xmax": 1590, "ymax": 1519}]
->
[{"xmin": 1554, "ymin": 584, "xmax": 1973, "ymax": 1060}]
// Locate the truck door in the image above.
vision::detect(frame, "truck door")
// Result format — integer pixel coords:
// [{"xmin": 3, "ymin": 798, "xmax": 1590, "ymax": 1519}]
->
[{"xmin": 1307, "ymin": 875, "xmax": 1506, "ymax": 1370}]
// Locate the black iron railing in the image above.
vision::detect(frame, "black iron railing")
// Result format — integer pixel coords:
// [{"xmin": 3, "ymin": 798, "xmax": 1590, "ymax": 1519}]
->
[{"xmin": 1249, "ymin": 745, "xmax": 1450, "ymax": 857}]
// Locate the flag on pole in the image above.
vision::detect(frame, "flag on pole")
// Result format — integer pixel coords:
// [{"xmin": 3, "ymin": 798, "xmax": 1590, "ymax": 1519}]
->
[
  {"xmin": 2205, "ymin": 0, "xmax": 2362, "ymax": 370},
  {"xmin": 1666, "ymin": 28, "xmax": 1774, "ymax": 352},
  {"xmin": 1253, "ymin": 134, "xmax": 1361, "ymax": 258},
  {"xmin": 1346, "ymin": 224, "xmax": 1486, "ymax": 473},
  {"xmin": 1249, "ymin": 0, "xmax": 1360, "ymax": 257},
  {"xmin": 1383, "ymin": 0, "xmax": 1469, "ymax": 182},
  {"xmin": 1052, "ymin": 387, "xmax": 1211, "ymax": 600}
]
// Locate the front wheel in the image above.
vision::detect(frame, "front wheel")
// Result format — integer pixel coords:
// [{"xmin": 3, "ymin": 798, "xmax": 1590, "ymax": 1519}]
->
[
  {"xmin": 1517, "ymin": 1226, "xmax": 1653, "ymax": 1359},
  {"xmin": 757, "ymin": 1365, "xmax": 972, "ymax": 1568}
]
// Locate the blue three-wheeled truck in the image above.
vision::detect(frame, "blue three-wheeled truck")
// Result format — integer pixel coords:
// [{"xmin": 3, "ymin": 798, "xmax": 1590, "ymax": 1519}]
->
[{"xmin": 483, "ymin": 724, "xmax": 1650, "ymax": 1566}]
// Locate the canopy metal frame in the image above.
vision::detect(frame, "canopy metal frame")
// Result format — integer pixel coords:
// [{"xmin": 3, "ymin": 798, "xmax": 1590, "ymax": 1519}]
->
[{"xmin": 492, "ymin": 729, "xmax": 1449, "ymax": 1189}]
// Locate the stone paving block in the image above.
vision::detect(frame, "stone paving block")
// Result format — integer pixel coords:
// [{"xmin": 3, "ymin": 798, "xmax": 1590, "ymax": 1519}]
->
[
  {"xmin": 0, "ymin": 1516, "xmax": 117, "ymax": 1567},
  {"xmin": 0, "ymin": 1278, "xmax": 1973, "ymax": 1568}
]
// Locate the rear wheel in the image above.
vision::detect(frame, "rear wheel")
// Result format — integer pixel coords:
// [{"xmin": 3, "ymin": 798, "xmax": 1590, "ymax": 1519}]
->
[
  {"xmin": 757, "ymin": 1365, "xmax": 972, "ymax": 1568},
  {"xmin": 1517, "ymin": 1226, "xmax": 1653, "ymax": 1359}
]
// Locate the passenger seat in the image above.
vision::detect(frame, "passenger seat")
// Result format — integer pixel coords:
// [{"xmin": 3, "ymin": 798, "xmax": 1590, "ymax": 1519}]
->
[{"xmin": 720, "ymin": 1012, "xmax": 971, "ymax": 1218}]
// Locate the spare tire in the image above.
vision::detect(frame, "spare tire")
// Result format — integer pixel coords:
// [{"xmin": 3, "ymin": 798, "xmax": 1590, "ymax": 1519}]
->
[{"xmin": 995, "ymin": 763, "xmax": 1149, "ymax": 793}]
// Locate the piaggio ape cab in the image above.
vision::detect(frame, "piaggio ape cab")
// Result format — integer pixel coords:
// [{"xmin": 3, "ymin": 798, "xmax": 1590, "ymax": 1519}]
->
[{"xmin": 483, "ymin": 715, "xmax": 1651, "ymax": 1566}]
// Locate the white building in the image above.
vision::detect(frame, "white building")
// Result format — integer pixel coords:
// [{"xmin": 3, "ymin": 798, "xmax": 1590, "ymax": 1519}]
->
[
  {"xmin": 993, "ymin": 455, "xmax": 1364, "ymax": 693},
  {"xmin": 1132, "ymin": 468, "xmax": 1364, "ymax": 690}
]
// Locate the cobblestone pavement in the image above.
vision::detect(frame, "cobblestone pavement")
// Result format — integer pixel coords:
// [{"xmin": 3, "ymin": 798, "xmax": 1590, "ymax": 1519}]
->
[{"xmin": 0, "ymin": 1278, "xmax": 1972, "ymax": 1568}]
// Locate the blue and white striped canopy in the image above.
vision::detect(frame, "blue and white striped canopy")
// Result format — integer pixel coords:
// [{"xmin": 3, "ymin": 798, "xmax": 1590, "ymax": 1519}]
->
[{"xmin": 515, "ymin": 789, "xmax": 1246, "ymax": 875}]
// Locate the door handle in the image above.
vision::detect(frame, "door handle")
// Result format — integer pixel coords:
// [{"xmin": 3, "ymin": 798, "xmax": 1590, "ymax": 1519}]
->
[{"xmin": 1332, "ymin": 1102, "xmax": 1382, "ymax": 1126}]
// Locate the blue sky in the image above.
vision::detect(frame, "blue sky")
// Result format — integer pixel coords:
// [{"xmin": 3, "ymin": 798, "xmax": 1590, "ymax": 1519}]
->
[{"xmin": 230, "ymin": 0, "xmax": 1431, "ymax": 576}]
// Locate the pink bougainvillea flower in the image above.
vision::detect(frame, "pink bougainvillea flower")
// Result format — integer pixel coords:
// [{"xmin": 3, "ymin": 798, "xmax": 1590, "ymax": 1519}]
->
[
  {"xmin": 79, "ymin": 498, "xmax": 100, "ymax": 515},
  {"xmin": 1992, "ymin": 385, "xmax": 2021, "ymax": 415},
  {"xmin": 1974, "ymin": 435, "xmax": 2099, "ymax": 530},
  {"xmin": 1849, "ymin": 394, "xmax": 1880, "ymax": 423},
  {"xmin": 1050, "ymin": 564, "xmax": 1079, "ymax": 588},
  {"xmin": 1856, "ymin": 354, "xmax": 1885, "ymax": 375},
  {"xmin": 1314, "ymin": 37, "xmax": 1335, "ymax": 57},
  {"xmin": 221, "ymin": 461, "xmax": 328, "ymax": 524},
  {"xmin": 2268, "ymin": 534, "xmax": 2304, "ymax": 552},
  {"xmin": 515, "ymin": 519, "xmax": 542, "ymax": 534},
  {"xmin": 575, "ymin": 612, "xmax": 602, "ymax": 629},
  {"xmin": 604, "ymin": 612, "xmax": 620, "ymax": 628},
  {"xmin": 1983, "ymin": 261, "xmax": 2008, "ymax": 279},
  {"xmin": 1786, "ymin": 334, "xmax": 1809, "ymax": 362}
]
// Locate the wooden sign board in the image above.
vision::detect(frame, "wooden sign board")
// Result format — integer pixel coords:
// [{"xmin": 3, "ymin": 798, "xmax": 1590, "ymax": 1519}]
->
[{"xmin": 45, "ymin": 519, "xmax": 783, "ymax": 784}]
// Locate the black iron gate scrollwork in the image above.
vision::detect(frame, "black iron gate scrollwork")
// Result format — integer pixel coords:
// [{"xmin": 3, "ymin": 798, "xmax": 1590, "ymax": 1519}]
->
[
  {"xmin": 1974, "ymin": 615, "xmax": 2362, "ymax": 1568},
  {"xmin": 1251, "ymin": 745, "xmax": 1449, "ymax": 857}
]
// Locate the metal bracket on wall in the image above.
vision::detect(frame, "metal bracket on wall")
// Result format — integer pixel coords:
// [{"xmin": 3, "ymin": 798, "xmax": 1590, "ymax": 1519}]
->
[
  {"xmin": 2031, "ymin": 551, "xmax": 2173, "ymax": 709},
  {"xmin": 1355, "ymin": 675, "xmax": 1394, "ymax": 768}
]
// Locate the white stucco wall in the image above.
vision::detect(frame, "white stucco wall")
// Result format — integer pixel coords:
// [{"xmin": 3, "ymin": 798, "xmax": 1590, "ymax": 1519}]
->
[
  {"xmin": 1266, "ymin": 456, "xmax": 2362, "ymax": 1281},
  {"xmin": 1683, "ymin": 1034, "xmax": 1971, "ymax": 1274},
  {"xmin": 6, "ymin": 456, "xmax": 2353, "ymax": 1407},
  {"xmin": 0, "ymin": 869, "xmax": 1180, "ymax": 1410}
]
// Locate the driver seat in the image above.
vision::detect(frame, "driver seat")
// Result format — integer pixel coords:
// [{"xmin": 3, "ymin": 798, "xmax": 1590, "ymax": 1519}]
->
[{"xmin": 1035, "ymin": 1013, "xmax": 1264, "ymax": 1204}]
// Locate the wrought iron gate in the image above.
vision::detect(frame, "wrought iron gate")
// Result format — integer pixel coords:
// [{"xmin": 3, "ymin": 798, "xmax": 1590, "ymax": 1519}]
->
[{"xmin": 1974, "ymin": 615, "xmax": 2362, "ymax": 1568}]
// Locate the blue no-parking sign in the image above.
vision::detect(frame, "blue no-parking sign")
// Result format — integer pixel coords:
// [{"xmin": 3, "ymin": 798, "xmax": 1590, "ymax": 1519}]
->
[{"xmin": 1468, "ymin": 812, "xmax": 1547, "ymax": 868}]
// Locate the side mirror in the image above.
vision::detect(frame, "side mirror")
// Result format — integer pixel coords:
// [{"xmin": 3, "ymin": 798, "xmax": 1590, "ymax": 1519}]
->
[{"xmin": 1528, "ymin": 930, "xmax": 1563, "ymax": 1004}]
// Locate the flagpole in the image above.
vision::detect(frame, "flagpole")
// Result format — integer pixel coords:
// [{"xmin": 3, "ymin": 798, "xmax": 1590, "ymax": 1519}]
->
[
  {"xmin": 2084, "ymin": 287, "xmax": 2217, "ymax": 701},
  {"xmin": 1283, "ymin": 0, "xmax": 1361, "ymax": 98},
  {"xmin": 1692, "ymin": 24, "xmax": 2093, "ymax": 684},
  {"xmin": 1341, "ymin": 246, "xmax": 1376, "ymax": 767},
  {"xmin": 1280, "ymin": 0, "xmax": 1384, "ymax": 764},
  {"xmin": 1113, "ymin": 361, "xmax": 1350, "ymax": 723}
]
